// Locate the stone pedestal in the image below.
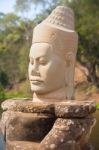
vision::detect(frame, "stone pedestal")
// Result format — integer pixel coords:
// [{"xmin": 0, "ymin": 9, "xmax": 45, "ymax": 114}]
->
[{"xmin": 0, "ymin": 99, "xmax": 96, "ymax": 150}]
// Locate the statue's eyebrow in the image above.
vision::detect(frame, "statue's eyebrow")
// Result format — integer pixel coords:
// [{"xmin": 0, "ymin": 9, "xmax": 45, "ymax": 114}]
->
[{"xmin": 29, "ymin": 55, "xmax": 47, "ymax": 60}]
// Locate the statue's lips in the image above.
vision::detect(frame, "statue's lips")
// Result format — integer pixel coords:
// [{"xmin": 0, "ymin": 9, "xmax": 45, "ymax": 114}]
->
[{"xmin": 30, "ymin": 79, "xmax": 43, "ymax": 85}]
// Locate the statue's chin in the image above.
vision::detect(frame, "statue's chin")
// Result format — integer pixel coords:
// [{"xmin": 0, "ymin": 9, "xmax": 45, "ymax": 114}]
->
[
  {"xmin": 31, "ymin": 84, "xmax": 66, "ymax": 96},
  {"xmin": 30, "ymin": 85, "xmax": 61, "ymax": 95},
  {"xmin": 30, "ymin": 85, "xmax": 50, "ymax": 94}
]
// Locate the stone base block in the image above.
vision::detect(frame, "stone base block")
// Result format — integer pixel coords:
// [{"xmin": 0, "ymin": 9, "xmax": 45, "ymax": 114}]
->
[
  {"xmin": 0, "ymin": 99, "xmax": 96, "ymax": 150},
  {"xmin": 38, "ymin": 117, "xmax": 95, "ymax": 150},
  {"xmin": 1, "ymin": 111, "xmax": 55, "ymax": 141}
]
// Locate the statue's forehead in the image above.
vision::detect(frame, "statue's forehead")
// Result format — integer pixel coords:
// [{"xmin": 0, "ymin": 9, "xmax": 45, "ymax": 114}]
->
[{"xmin": 29, "ymin": 43, "xmax": 52, "ymax": 58}]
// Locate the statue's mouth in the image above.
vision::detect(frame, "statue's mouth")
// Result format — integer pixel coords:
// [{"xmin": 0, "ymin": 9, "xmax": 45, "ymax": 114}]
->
[
  {"xmin": 31, "ymin": 80, "xmax": 42, "ymax": 83},
  {"xmin": 30, "ymin": 78, "xmax": 43, "ymax": 85}
]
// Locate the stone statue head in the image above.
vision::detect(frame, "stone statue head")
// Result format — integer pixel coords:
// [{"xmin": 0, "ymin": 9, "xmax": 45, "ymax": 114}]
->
[{"xmin": 28, "ymin": 6, "xmax": 78, "ymax": 101}]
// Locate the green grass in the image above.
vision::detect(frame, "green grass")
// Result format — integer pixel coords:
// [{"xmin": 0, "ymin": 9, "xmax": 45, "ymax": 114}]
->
[
  {"xmin": 0, "ymin": 91, "xmax": 32, "ymax": 101},
  {"xmin": 5, "ymin": 91, "xmax": 32, "ymax": 99},
  {"xmin": 0, "ymin": 80, "xmax": 32, "ymax": 101}
]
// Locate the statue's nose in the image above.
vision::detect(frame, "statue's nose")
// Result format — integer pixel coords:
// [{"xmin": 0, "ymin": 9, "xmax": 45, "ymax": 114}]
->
[{"xmin": 31, "ymin": 62, "xmax": 40, "ymax": 76}]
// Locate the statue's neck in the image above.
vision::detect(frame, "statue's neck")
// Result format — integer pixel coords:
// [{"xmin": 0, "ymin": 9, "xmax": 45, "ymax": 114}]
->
[{"xmin": 32, "ymin": 87, "xmax": 67, "ymax": 102}]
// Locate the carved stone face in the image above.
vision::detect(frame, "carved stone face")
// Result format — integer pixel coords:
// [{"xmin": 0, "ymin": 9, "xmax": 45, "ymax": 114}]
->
[{"xmin": 28, "ymin": 43, "xmax": 66, "ymax": 94}]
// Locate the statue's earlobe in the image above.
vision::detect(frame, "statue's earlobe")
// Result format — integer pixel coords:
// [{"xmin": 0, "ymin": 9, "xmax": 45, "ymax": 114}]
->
[{"xmin": 65, "ymin": 52, "xmax": 76, "ymax": 100}]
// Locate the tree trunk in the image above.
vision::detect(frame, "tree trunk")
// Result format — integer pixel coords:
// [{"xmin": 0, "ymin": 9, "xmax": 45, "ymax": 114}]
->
[{"xmin": 86, "ymin": 62, "xmax": 99, "ymax": 86}]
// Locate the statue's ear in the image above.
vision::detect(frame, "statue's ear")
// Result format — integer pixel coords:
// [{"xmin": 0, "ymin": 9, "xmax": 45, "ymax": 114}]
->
[{"xmin": 65, "ymin": 52, "xmax": 76, "ymax": 100}]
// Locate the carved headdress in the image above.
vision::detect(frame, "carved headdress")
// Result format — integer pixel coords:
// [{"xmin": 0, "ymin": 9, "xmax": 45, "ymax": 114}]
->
[
  {"xmin": 32, "ymin": 6, "xmax": 78, "ymax": 99},
  {"xmin": 32, "ymin": 6, "xmax": 78, "ymax": 57}
]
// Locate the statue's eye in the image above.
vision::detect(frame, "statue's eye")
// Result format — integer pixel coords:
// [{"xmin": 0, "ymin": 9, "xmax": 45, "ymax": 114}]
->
[{"xmin": 39, "ymin": 59, "xmax": 47, "ymax": 65}]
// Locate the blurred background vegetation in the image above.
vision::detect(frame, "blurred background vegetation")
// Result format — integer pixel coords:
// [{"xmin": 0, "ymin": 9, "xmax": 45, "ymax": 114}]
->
[{"xmin": 0, "ymin": 0, "xmax": 99, "ymax": 101}]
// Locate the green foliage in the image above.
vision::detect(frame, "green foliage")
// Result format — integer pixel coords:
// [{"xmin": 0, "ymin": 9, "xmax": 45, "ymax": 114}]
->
[
  {"xmin": 0, "ymin": 71, "xmax": 9, "ymax": 87},
  {"xmin": 0, "ymin": 85, "xmax": 6, "ymax": 100},
  {"xmin": 96, "ymin": 104, "xmax": 99, "ymax": 110},
  {"xmin": 0, "ymin": 13, "xmax": 35, "ymax": 85}
]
